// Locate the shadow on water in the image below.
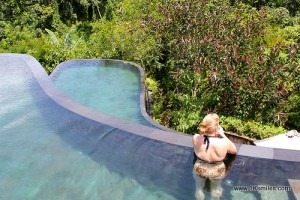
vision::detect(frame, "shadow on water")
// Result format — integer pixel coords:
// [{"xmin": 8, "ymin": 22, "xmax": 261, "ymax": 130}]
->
[
  {"xmin": 28, "ymin": 70, "xmax": 196, "ymax": 199},
  {"xmin": 37, "ymin": 106, "xmax": 196, "ymax": 199},
  {"xmin": 221, "ymin": 156, "xmax": 299, "ymax": 200},
  {"xmin": 34, "ymin": 93, "xmax": 300, "ymax": 200}
]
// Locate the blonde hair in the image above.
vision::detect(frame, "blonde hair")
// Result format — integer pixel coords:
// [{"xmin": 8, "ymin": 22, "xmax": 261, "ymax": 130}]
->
[{"xmin": 199, "ymin": 113, "xmax": 219, "ymax": 135}]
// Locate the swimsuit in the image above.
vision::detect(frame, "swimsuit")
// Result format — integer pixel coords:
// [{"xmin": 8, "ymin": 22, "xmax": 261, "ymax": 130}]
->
[
  {"xmin": 193, "ymin": 158, "xmax": 226, "ymax": 179},
  {"xmin": 193, "ymin": 136, "xmax": 226, "ymax": 179}
]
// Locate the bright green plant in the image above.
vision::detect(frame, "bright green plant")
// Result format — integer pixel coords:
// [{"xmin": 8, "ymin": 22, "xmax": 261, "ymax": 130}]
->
[
  {"xmin": 145, "ymin": 78, "xmax": 158, "ymax": 93},
  {"xmin": 284, "ymin": 94, "xmax": 300, "ymax": 130},
  {"xmin": 220, "ymin": 116, "xmax": 287, "ymax": 139},
  {"xmin": 144, "ymin": 0, "xmax": 299, "ymax": 135}
]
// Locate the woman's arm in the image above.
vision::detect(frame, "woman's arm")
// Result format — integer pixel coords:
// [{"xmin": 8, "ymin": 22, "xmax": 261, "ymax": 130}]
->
[
  {"xmin": 192, "ymin": 134, "xmax": 199, "ymax": 148},
  {"xmin": 218, "ymin": 127, "xmax": 237, "ymax": 154}
]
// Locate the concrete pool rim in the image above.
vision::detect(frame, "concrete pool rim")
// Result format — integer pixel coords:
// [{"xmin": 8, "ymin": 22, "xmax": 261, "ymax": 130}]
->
[{"xmin": 3, "ymin": 53, "xmax": 299, "ymax": 163}]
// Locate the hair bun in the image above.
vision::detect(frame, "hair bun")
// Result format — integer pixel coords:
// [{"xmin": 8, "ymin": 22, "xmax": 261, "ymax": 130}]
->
[
  {"xmin": 199, "ymin": 123, "xmax": 208, "ymax": 134},
  {"xmin": 199, "ymin": 113, "xmax": 219, "ymax": 135}
]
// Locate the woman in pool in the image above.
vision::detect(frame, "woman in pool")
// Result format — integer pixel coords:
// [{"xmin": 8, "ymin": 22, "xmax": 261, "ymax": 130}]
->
[{"xmin": 192, "ymin": 113, "xmax": 237, "ymax": 199}]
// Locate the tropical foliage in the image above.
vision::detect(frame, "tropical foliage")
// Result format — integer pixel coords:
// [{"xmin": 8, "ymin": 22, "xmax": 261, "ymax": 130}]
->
[{"xmin": 0, "ymin": 0, "xmax": 299, "ymax": 138}]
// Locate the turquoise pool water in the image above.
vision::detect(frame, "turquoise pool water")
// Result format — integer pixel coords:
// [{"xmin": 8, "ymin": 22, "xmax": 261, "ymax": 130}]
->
[
  {"xmin": 51, "ymin": 60, "xmax": 154, "ymax": 127},
  {"xmin": 0, "ymin": 56, "xmax": 181, "ymax": 200}
]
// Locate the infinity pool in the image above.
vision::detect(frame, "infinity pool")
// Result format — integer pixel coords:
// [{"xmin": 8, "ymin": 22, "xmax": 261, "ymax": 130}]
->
[
  {"xmin": 0, "ymin": 55, "xmax": 193, "ymax": 199},
  {"xmin": 1, "ymin": 54, "xmax": 299, "ymax": 200},
  {"xmin": 50, "ymin": 60, "xmax": 155, "ymax": 127}
]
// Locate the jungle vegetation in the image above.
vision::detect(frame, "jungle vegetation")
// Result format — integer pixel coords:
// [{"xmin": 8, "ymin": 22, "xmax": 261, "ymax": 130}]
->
[{"xmin": 1, "ymin": 0, "xmax": 299, "ymax": 139}]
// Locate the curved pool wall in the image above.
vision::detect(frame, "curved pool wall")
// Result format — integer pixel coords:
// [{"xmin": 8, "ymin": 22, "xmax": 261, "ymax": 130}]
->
[
  {"xmin": 50, "ymin": 60, "xmax": 148, "ymax": 126},
  {"xmin": 1, "ymin": 53, "xmax": 300, "ymax": 200},
  {"xmin": 50, "ymin": 59, "xmax": 176, "ymax": 132}
]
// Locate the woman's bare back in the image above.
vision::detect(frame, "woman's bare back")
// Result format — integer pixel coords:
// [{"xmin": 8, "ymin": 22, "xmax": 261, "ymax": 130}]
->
[{"xmin": 193, "ymin": 134, "xmax": 231, "ymax": 162}]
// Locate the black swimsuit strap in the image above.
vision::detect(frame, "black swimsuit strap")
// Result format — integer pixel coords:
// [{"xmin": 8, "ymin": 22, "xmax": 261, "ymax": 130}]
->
[
  {"xmin": 203, "ymin": 135, "xmax": 210, "ymax": 151},
  {"xmin": 203, "ymin": 135, "xmax": 220, "ymax": 151}
]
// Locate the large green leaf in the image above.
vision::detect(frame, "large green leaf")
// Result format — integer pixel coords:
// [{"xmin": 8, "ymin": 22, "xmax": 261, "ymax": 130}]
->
[{"xmin": 45, "ymin": 28, "xmax": 59, "ymax": 45}]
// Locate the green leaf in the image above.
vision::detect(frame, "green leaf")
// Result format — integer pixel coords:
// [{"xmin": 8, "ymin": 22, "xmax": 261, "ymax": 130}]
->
[{"xmin": 45, "ymin": 28, "xmax": 59, "ymax": 45}]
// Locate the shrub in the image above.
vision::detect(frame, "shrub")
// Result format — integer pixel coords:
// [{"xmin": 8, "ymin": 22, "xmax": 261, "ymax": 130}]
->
[
  {"xmin": 220, "ymin": 116, "xmax": 287, "ymax": 139},
  {"xmin": 284, "ymin": 94, "xmax": 300, "ymax": 130},
  {"xmin": 144, "ymin": 0, "xmax": 299, "ymax": 134}
]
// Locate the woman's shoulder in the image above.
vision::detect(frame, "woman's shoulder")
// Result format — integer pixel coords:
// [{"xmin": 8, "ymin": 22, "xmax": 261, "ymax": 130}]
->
[
  {"xmin": 193, "ymin": 134, "xmax": 203, "ymax": 140},
  {"xmin": 192, "ymin": 134, "xmax": 202, "ymax": 145}
]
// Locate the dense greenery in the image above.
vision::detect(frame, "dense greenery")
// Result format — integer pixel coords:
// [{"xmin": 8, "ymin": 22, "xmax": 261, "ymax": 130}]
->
[
  {"xmin": 144, "ymin": 0, "xmax": 300, "ymax": 135},
  {"xmin": 1, "ymin": 0, "xmax": 299, "ymax": 139}
]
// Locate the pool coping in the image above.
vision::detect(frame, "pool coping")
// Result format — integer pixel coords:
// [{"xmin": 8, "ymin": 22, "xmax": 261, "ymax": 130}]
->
[{"xmin": 4, "ymin": 53, "xmax": 299, "ymax": 162}]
